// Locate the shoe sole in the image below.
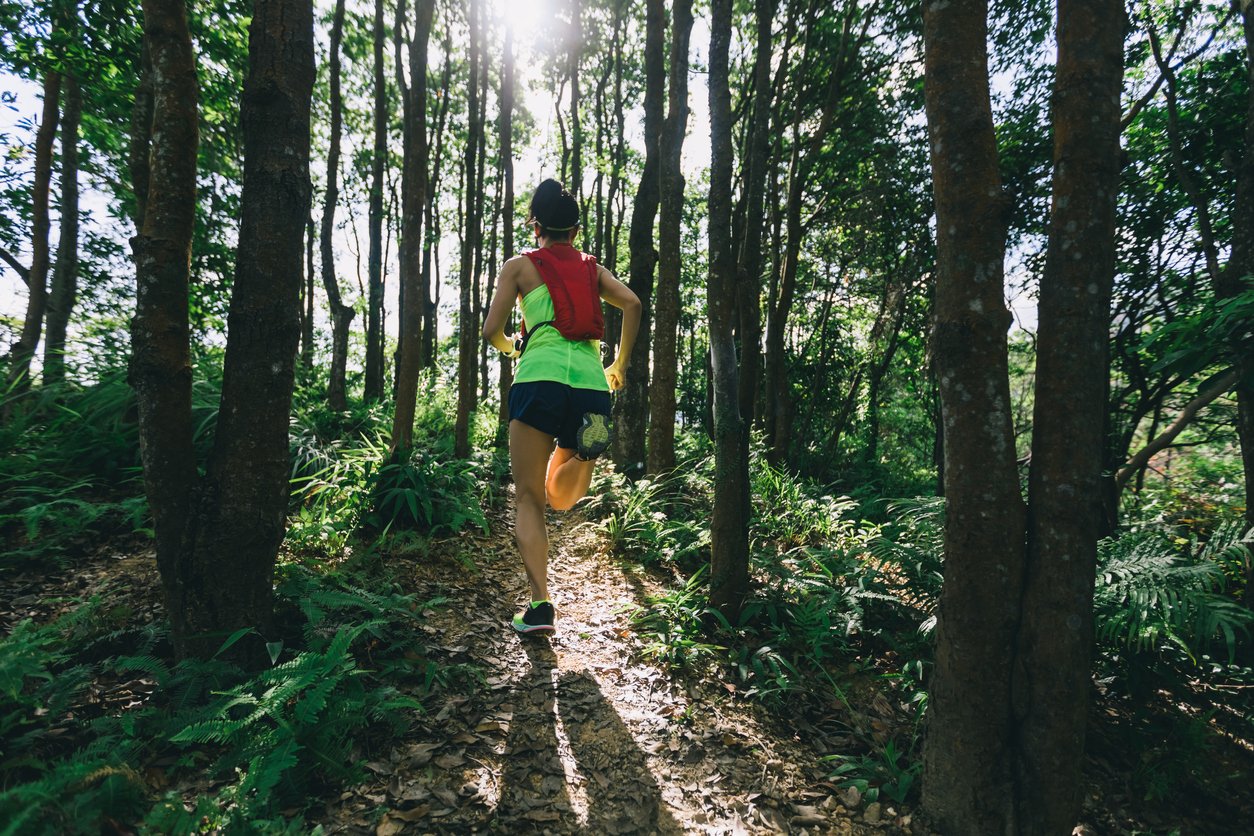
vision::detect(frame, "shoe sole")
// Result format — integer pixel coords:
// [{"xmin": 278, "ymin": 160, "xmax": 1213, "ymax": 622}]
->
[
  {"xmin": 512, "ymin": 621, "xmax": 556, "ymax": 635},
  {"xmin": 576, "ymin": 413, "xmax": 612, "ymax": 460}
]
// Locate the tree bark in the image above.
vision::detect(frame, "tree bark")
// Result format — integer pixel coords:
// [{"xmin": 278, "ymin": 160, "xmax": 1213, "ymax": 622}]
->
[
  {"xmin": 647, "ymin": 0, "xmax": 694, "ymax": 475},
  {"xmin": 455, "ymin": 0, "xmax": 483, "ymax": 459},
  {"xmin": 498, "ymin": 27, "xmax": 516, "ymax": 436},
  {"xmin": 321, "ymin": 0, "xmax": 354, "ymax": 412},
  {"xmin": 303, "ymin": 216, "xmax": 315, "ymax": 368},
  {"xmin": 6, "ymin": 70, "xmax": 60, "ymax": 395},
  {"xmin": 1227, "ymin": 0, "xmax": 1254, "ymax": 607},
  {"xmin": 602, "ymin": 1, "xmax": 627, "ymax": 363},
  {"xmin": 44, "ymin": 72, "xmax": 81, "ymax": 387},
  {"xmin": 1015, "ymin": 2, "xmax": 1125, "ymax": 831},
  {"xmin": 128, "ymin": 42, "xmax": 154, "ymax": 229},
  {"xmin": 611, "ymin": 0, "xmax": 665, "ymax": 476},
  {"xmin": 178, "ymin": 0, "xmax": 314, "ymax": 662},
  {"xmin": 569, "ymin": 0, "xmax": 583, "ymax": 225},
  {"xmin": 919, "ymin": 0, "xmax": 1026, "ymax": 831},
  {"xmin": 129, "ymin": 0, "xmax": 199, "ymax": 657},
  {"xmin": 364, "ymin": 0, "xmax": 388, "ymax": 401},
  {"xmin": 707, "ymin": 0, "xmax": 750, "ymax": 621},
  {"xmin": 392, "ymin": 0, "xmax": 436, "ymax": 452},
  {"xmin": 735, "ymin": 0, "xmax": 779, "ymax": 424}
]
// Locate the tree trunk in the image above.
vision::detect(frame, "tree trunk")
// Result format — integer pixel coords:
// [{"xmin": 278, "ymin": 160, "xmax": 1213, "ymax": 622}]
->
[
  {"xmin": 44, "ymin": 72, "xmax": 81, "ymax": 387},
  {"xmin": 181, "ymin": 0, "xmax": 314, "ymax": 662},
  {"xmin": 1228, "ymin": 0, "xmax": 1254, "ymax": 608},
  {"xmin": 1015, "ymin": 3, "xmax": 1124, "ymax": 831},
  {"xmin": 611, "ymin": 0, "xmax": 665, "ymax": 476},
  {"xmin": 474, "ymin": 36, "xmax": 491, "ymax": 405},
  {"xmin": 6, "ymin": 70, "xmax": 60, "ymax": 395},
  {"xmin": 735, "ymin": 0, "xmax": 779, "ymax": 424},
  {"xmin": 602, "ymin": 0, "xmax": 627, "ymax": 362},
  {"xmin": 455, "ymin": 0, "xmax": 483, "ymax": 459},
  {"xmin": 707, "ymin": 0, "xmax": 750, "ymax": 621},
  {"xmin": 569, "ymin": 0, "xmax": 583, "ymax": 225},
  {"xmin": 130, "ymin": 0, "xmax": 199, "ymax": 658},
  {"xmin": 919, "ymin": 0, "xmax": 1026, "ymax": 831},
  {"xmin": 364, "ymin": 0, "xmax": 388, "ymax": 401},
  {"xmin": 498, "ymin": 27, "xmax": 516, "ymax": 436},
  {"xmin": 647, "ymin": 0, "xmax": 694, "ymax": 475},
  {"xmin": 128, "ymin": 42, "xmax": 153, "ymax": 228},
  {"xmin": 303, "ymin": 216, "xmax": 315, "ymax": 368},
  {"xmin": 321, "ymin": 0, "xmax": 354, "ymax": 412},
  {"xmin": 421, "ymin": 34, "xmax": 453, "ymax": 372},
  {"xmin": 391, "ymin": 0, "xmax": 435, "ymax": 452}
]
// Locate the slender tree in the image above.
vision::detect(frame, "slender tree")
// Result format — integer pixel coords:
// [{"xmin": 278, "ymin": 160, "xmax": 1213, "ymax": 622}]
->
[
  {"xmin": 498, "ymin": 27, "xmax": 516, "ymax": 435},
  {"xmin": 129, "ymin": 0, "xmax": 199, "ymax": 657},
  {"xmin": 320, "ymin": 0, "xmax": 354, "ymax": 412},
  {"xmin": 44, "ymin": 72, "xmax": 81, "ymax": 387},
  {"xmin": 707, "ymin": 0, "xmax": 750, "ymax": 619},
  {"xmin": 364, "ymin": 0, "xmax": 388, "ymax": 401},
  {"xmin": 612, "ymin": 0, "xmax": 665, "ymax": 475},
  {"xmin": 735, "ymin": 0, "xmax": 779, "ymax": 422},
  {"xmin": 762, "ymin": 1, "xmax": 876, "ymax": 464},
  {"xmin": 646, "ymin": 0, "xmax": 694, "ymax": 474},
  {"xmin": 6, "ymin": 70, "xmax": 60, "ymax": 395},
  {"xmin": 455, "ymin": 0, "xmax": 483, "ymax": 459},
  {"xmin": 391, "ymin": 0, "xmax": 436, "ymax": 451},
  {"xmin": 1234, "ymin": 0, "xmax": 1254, "ymax": 606}
]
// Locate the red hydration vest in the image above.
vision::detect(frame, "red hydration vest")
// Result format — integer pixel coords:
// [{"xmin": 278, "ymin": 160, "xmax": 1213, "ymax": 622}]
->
[{"xmin": 520, "ymin": 245, "xmax": 604, "ymax": 350}]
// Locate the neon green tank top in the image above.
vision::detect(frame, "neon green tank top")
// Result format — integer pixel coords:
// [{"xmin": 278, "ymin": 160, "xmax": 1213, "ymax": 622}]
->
[{"xmin": 515, "ymin": 283, "xmax": 609, "ymax": 391}]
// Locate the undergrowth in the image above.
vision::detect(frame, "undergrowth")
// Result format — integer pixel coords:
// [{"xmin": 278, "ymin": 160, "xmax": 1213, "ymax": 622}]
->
[
  {"xmin": 618, "ymin": 442, "xmax": 1254, "ymax": 806},
  {"xmin": 0, "ymin": 561, "xmax": 469, "ymax": 834}
]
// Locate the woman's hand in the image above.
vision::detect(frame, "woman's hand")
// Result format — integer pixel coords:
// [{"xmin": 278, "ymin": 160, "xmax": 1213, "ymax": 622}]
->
[{"xmin": 605, "ymin": 359, "xmax": 627, "ymax": 391}]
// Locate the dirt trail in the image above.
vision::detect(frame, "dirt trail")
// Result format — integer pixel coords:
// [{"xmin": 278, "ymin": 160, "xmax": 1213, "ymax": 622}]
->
[{"xmin": 326, "ymin": 499, "xmax": 917, "ymax": 835}]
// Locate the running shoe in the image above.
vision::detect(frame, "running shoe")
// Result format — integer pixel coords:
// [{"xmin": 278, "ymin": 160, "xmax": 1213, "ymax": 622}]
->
[
  {"xmin": 512, "ymin": 600, "xmax": 556, "ymax": 635},
  {"xmin": 575, "ymin": 412, "xmax": 612, "ymax": 460}
]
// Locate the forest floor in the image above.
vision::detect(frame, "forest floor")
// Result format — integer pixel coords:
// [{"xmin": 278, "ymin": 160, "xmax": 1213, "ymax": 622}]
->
[
  {"xmin": 4, "ymin": 487, "xmax": 1254, "ymax": 834},
  {"xmin": 317, "ymin": 498, "xmax": 912, "ymax": 835}
]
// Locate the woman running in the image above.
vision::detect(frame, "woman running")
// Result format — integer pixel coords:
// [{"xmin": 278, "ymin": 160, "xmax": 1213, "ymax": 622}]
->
[{"xmin": 482, "ymin": 179, "xmax": 641, "ymax": 635}]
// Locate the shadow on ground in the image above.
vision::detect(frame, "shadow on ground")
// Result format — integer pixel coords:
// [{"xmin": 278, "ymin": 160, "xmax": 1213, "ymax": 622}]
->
[{"xmin": 495, "ymin": 639, "xmax": 681, "ymax": 834}]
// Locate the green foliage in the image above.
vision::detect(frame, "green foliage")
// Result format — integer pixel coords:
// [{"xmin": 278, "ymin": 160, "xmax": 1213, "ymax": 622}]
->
[
  {"xmin": 0, "ymin": 563, "xmax": 461, "ymax": 833},
  {"xmin": 1095, "ymin": 521, "xmax": 1253, "ymax": 665},
  {"xmin": 590, "ymin": 467, "xmax": 709, "ymax": 568},
  {"xmin": 825, "ymin": 738, "xmax": 922, "ymax": 805}
]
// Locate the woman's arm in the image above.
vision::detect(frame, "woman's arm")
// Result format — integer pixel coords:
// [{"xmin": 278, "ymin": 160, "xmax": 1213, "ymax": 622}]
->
[
  {"xmin": 598, "ymin": 266, "xmax": 641, "ymax": 390},
  {"xmin": 482, "ymin": 257, "xmax": 524, "ymax": 357}
]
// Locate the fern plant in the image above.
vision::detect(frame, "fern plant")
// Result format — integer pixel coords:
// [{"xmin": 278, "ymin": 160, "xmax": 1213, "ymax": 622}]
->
[{"xmin": 1095, "ymin": 522, "xmax": 1253, "ymax": 664}]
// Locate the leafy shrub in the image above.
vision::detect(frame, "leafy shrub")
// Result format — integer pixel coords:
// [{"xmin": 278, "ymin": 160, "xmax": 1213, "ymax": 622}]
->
[
  {"xmin": 1095, "ymin": 521, "xmax": 1252, "ymax": 665},
  {"xmin": 0, "ymin": 564, "xmax": 462, "ymax": 833}
]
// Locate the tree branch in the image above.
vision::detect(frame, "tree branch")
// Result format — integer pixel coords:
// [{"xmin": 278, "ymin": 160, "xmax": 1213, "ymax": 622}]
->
[
  {"xmin": 1116, "ymin": 367, "xmax": 1240, "ymax": 489},
  {"xmin": 0, "ymin": 245, "xmax": 29, "ymax": 286}
]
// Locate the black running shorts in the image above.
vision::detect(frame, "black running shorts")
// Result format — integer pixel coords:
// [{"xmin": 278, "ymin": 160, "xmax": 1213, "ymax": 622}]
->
[{"xmin": 508, "ymin": 381, "xmax": 611, "ymax": 450}]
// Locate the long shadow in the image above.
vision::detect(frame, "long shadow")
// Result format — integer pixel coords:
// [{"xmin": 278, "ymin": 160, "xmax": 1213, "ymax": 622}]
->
[
  {"xmin": 556, "ymin": 668, "xmax": 683, "ymax": 835},
  {"xmin": 496, "ymin": 639, "xmax": 576, "ymax": 832},
  {"xmin": 496, "ymin": 640, "xmax": 682, "ymax": 834}
]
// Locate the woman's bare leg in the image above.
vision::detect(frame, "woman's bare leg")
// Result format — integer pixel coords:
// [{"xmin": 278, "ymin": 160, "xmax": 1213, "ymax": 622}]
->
[
  {"xmin": 510, "ymin": 420, "xmax": 556, "ymax": 601},
  {"xmin": 546, "ymin": 447, "xmax": 597, "ymax": 511}
]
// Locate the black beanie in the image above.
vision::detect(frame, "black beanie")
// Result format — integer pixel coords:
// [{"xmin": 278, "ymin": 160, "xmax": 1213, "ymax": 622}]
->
[{"xmin": 529, "ymin": 179, "xmax": 580, "ymax": 231}]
